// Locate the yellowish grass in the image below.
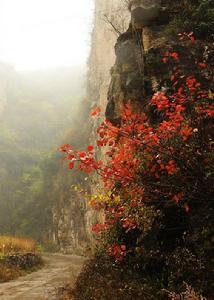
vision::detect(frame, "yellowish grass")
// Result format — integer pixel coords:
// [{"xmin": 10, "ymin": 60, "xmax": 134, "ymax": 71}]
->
[
  {"xmin": 0, "ymin": 236, "xmax": 36, "ymax": 256},
  {"xmin": 0, "ymin": 263, "xmax": 22, "ymax": 283}
]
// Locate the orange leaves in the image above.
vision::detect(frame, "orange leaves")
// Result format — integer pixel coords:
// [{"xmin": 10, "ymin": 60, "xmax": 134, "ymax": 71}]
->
[
  {"xmin": 172, "ymin": 192, "xmax": 190, "ymax": 213},
  {"xmin": 91, "ymin": 106, "xmax": 101, "ymax": 117},
  {"xmin": 59, "ymin": 144, "xmax": 71, "ymax": 152},
  {"xmin": 121, "ymin": 217, "xmax": 137, "ymax": 232},
  {"xmin": 172, "ymin": 192, "xmax": 184, "ymax": 204},
  {"xmin": 92, "ymin": 223, "xmax": 108, "ymax": 235},
  {"xmin": 59, "ymin": 144, "xmax": 102, "ymax": 175},
  {"xmin": 178, "ymin": 31, "xmax": 196, "ymax": 43},
  {"xmin": 69, "ymin": 162, "xmax": 74, "ymax": 170},
  {"xmin": 87, "ymin": 145, "xmax": 94, "ymax": 152},
  {"xmin": 180, "ymin": 125, "xmax": 192, "ymax": 141},
  {"xmin": 198, "ymin": 62, "xmax": 207, "ymax": 69},
  {"xmin": 151, "ymin": 92, "xmax": 169, "ymax": 111},
  {"xmin": 107, "ymin": 244, "xmax": 127, "ymax": 263},
  {"xmin": 162, "ymin": 51, "xmax": 179, "ymax": 63},
  {"xmin": 171, "ymin": 52, "xmax": 179, "ymax": 60},
  {"xmin": 59, "ymin": 40, "xmax": 213, "ymax": 266},
  {"xmin": 165, "ymin": 160, "xmax": 178, "ymax": 175},
  {"xmin": 186, "ymin": 76, "xmax": 201, "ymax": 91}
]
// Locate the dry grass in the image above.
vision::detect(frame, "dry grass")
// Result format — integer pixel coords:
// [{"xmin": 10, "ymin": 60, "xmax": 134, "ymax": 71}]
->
[
  {"xmin": 0, "ymin": 236, "xmax": 36, "ymax": 256},
  {"xmin": 0, "ymin": 236, "xmax": 42, "ymax": 283},
  {"xmin": 0, "ymin": 263, "xmax": 22, "ymax": 283},
  {"xmin": 166, "ymin": 284, "xmax": 207, "ymax": 300}
]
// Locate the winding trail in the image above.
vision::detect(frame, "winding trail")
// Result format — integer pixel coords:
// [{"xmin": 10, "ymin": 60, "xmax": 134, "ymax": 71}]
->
[{"xmin": 0, "ymin": 253, "xmax": 86, "ymax": 300}]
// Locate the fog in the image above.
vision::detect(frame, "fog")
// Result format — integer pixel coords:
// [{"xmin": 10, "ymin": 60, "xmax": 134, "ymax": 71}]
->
[
  {"xmin": 0, "ymin": 0, "xmax": 93, "ymax": 241},
  {"xmin": 0, "ymin": 0, "xmax": 94, "ymax": 71}
]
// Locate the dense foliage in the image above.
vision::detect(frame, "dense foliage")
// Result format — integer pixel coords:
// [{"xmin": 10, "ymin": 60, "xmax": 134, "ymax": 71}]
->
[
  {"xmin": 61, "ymin": 36, "xmax": 213, "ymax": 297},
  {"xmin": 164, "ymin": 0, "xmax": 214, "ymax": 40}
]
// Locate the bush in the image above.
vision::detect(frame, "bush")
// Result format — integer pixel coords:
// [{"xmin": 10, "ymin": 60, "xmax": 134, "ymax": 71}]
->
[
  {"xmin": 61, "ymin": 37, "xmax": 213, "ymax": 298},
  {"xmin": 164, "ymin": 0, "xmax": 214, "ymax": 40}
]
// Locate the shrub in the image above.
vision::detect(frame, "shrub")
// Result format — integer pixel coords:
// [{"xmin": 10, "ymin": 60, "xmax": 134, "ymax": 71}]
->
[{"xmin": 60, "ymin": 36, "xmax": 213, "ymax": 297}]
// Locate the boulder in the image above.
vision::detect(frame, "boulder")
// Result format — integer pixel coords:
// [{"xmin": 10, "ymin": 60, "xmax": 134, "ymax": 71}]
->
[{"xmin": 129, "ymin": 0, "xmax": 161, "ymax": 27}]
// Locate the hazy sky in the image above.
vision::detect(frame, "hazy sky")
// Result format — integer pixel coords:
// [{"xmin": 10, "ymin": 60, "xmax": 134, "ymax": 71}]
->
[{"xmin": 0, "ymin": 0, "xmax": 94, "ymax": 71}]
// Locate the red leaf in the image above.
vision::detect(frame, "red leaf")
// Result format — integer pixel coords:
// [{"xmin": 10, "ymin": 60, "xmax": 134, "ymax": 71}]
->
[
  {"xmin": 87, "ymin": 145, "xmax": 94, "ymax": 152},
  {"xmin": 171, "ymin": 52, "xmax": 179, "ymax": 60},
  {"xmin": 170, "ymin": 75, "xmax": 175, "ymax": 81},
  {"xmin": 91, "ymin": 107, "xmax": 101, "ymax": 117},
  {"xmin": 79, "ymin": 152, "xmax": 86, "ymax": 158},
  {"xmin": 121, "ymin": 245, "xmax": 126, "ymax": 251},
  {"xmin": 69, "ymin": 162, "xmax": 74, "ymax": 169}
]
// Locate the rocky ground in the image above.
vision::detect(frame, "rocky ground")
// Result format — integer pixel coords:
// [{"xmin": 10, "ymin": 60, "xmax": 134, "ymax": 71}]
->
[{"xmin": 0, "ymin": 253, "xmax": 86, "ymax": 300}]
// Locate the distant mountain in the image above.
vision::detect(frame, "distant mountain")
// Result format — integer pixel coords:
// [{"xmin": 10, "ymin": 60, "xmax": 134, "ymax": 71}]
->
[{"xmin": 0, "ymin": 63, "xmax": 87, "ymax": 239}]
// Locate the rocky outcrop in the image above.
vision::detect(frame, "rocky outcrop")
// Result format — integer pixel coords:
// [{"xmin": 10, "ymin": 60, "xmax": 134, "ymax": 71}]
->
[
  {"xmin": 87, "ymin": 0, "xmax": 130, "ymax": 110},
  {"xmin": 52, "ymin": 191, "xmax": 89, "ymax": 254},
  {"xmin": 105, "ymin": 0, "xmax": 213, "ymax": 122}
]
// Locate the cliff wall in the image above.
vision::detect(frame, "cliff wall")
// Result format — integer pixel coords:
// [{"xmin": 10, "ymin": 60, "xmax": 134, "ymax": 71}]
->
[
  {"xmin": 88, "ymin": 0, "xmax": 130, "ymax": 109},
  {"xmin": 53, "ymin": 0, "xmax": 130, "ymax": 254},
  {"xmin": 53, "ymin": 0, "xmax": 178, "ymax": 254}
]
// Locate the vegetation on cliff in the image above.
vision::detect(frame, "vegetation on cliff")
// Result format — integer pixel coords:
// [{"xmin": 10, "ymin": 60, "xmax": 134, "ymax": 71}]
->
[
  {"xmin": 164, "ymin": 0, "xmax": 214, "ymax": 39},
  {"xmin": 60, "ymin": 30, "xmax": 213, "ymax": 299}
]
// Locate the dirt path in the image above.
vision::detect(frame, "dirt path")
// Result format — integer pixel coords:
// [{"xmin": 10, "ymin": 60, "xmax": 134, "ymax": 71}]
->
[{"xmin": 0, "ymin": 253, "xmax": 86, "ymax": 300}]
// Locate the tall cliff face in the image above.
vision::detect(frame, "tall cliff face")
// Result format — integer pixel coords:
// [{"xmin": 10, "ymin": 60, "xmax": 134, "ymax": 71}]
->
[
  {"xmin": 53, "ymin": 0, "xmax": 130, "ymax": 254},
  {"xmin": 88, "ymin": 0, "xmax": 130, "ymax": 110},
  {"xmin": 53, "ymin": 0, "xmax": 179, "ymax": 254}
]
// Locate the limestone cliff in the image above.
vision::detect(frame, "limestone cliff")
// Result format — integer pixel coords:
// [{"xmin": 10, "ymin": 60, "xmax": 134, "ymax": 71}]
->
[
  {"xmin": 53, "ymin": 0, "xmax": 130, "ymax": 254},
  {"xmin": 87, "ymin": 0, "xmax": 130, "ymax": 109}
]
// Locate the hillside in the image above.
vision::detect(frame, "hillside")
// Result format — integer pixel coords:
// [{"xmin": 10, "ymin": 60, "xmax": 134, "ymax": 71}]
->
[{"xmin": 0, "ymin": 65, "xmax": 86, "ymax": 241}]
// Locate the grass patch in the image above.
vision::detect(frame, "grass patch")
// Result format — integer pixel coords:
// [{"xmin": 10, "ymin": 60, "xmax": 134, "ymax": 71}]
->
[
  {"xmin": 0, "ymin": 236, "xmax": 43, "ymax": 283},
  {"xmin": 0, "ymin": 236, "xmax": 36, "ymax": 256},
  {"xmin": 0, "ymin": 262, "xmax": 23, "ymax": 283}
]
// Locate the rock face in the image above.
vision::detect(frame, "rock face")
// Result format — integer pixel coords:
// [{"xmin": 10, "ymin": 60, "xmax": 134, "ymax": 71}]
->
[
  {"xmin": 130, "ymin": 0, "xmax": 161, "ymax": 28},
  {"xmin": 53, "ymin": 0, "xmax": 130, "ymax": 254},
  {"xmin": 52, "ymin": 191, "xmax": 89, "ymax": 254},
  {"xmin": 106, "ymin": 25, "xmax": 144, "ymax": 122},
  {"xmin": 88, "ymin": 0, "xmax": 130, "ymax": 110}
]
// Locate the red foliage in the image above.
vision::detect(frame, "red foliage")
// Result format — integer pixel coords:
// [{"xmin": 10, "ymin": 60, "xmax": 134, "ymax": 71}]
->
[
  {"xmin": 107, "ymin": 244, "xmax": 127, "ymax": 263},
  {"xmin": 60, "ymin": 41, "xmax": 213, "ymax": 263}
]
